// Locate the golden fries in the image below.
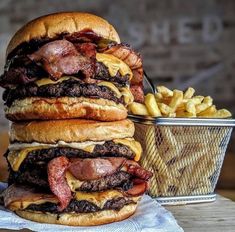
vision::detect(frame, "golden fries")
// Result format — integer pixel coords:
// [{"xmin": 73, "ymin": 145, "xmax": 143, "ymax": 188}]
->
[
  {"xmin": 129, "ymin": 102, "xmax": 149, "ymax": 116},
  {"xmin": 169, "ymin": 90, "xmax": 183, "ymax": 112},
  {"xmin": 184, "ymin": 87, "xmax": 195, "ymax": 99},
  {"xmin": 156, "ymin": 86, "xmax": 173, "ymax": 97},
  {"xmin": 145, "ymin": 93, "xmax": 162, "ymax": 117},
  {"xmin": 137, "ymin": 122, "xmax": 229, "ymax": 198},
  {"xmin": 128, "ymin": 85, "xmax": 232, "ymax": 118},
  {"xmin": 158, "ymin": 103, "xmax": 171, "ymax": 116}
]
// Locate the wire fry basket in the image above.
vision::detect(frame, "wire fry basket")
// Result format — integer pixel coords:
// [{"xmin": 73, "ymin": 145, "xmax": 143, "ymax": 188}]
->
[{"xmin": 129, "ymin": 116, "xmax": 235, "ymax": 205}]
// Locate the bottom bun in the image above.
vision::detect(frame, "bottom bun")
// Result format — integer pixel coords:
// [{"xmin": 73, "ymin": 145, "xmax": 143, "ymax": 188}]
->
[
  {"xmin": 15, "ymin": 204, "xmax": 137, "ymax": 226},
  {"xmin": 6, "ymin": 96, "xmax": 127, "ymax": 121}
]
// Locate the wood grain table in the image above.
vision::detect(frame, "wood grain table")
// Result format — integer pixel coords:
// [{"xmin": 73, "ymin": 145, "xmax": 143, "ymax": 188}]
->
[{"xmin": 166, "ymin": 195, "xmax": 235, "ymax": 232}]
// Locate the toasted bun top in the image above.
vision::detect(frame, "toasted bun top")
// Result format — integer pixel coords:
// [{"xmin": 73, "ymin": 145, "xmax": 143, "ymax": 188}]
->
[
  {"xmin": 7, "ymin": 12, "xmax": 120, "ymax": 57},
  {"xmin": 10, "ymin": 119, "xmax": 134, "ymax": 143}
]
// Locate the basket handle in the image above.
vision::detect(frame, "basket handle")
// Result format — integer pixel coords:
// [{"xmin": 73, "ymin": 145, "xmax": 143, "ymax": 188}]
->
[{"xmin": 144, "ymin": 70, "xmax": 156, "ymax": 94}]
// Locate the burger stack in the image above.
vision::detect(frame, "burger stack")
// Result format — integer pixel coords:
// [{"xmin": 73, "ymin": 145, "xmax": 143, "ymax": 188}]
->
[{"xmin": 0, "ymin": 12, "xmax": 152, "ymax": 226}]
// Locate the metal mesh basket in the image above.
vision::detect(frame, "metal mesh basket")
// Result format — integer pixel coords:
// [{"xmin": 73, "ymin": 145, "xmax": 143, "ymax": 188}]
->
[{"xmin": 129, "ymin": 116, "xmax": 235, "ymax": 204}]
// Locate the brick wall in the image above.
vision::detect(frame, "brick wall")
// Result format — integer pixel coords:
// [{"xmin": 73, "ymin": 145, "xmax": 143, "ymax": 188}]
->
[{"xmin": 0, "ymin": 0, "xmax": 235, "ymax": 131}]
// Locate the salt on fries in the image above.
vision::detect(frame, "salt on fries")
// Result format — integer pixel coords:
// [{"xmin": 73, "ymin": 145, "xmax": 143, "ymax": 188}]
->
[{"xmin": 129, "ymin": 86, "xmax": 232, "ymax": 118}]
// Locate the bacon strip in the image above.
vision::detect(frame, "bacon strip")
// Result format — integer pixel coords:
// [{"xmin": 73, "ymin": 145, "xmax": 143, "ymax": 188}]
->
[
  {"xmin": 3, "ymin": 184, "xmax": 56, "ymax": 209},
  {"xmin": 103, "ymin": 44, "xmax": 144, "ymax": 102},
  {"xmin": 47, "ymin": 156, "xmax": 72, "ymax": 211},
  {"xmin": 126, "ymin": 179, "xmax": 148, "ymax": 196},
  {"xmin": 125, "ymin": 161, "xmax": 153, "ymax": 181},
  {"xmin": 68, "ymin": 157, "xmax": 125, "ymax": 181},
  {"xmin": 28, "ymin": 40, "xmax": 95, "ymax": 80},
  {"xmin": 47, "ymin": 157, "xmax": 153, "ymax": 208},
  {"xmin": 130, "ymin": 84, "xmax": 144, "ymax": 103}
]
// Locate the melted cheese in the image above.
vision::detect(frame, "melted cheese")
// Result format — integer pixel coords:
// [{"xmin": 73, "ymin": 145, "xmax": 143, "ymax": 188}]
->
[
  {"xmin": 98, "ymin": 81, "xmax": 122, "ymax": 98},
  {"xmin": 35, "ymin": 76, "xmax": 75, "ymax": 87},
  {"xmin": 113, "ymin": 138, "xmax": 142, "ymax": 161},
  {"xmin": 8, "ymin": 197, "xmax": 58, "ymax": 211},
  {"xmin": 96, "ymin": 53, "xmax": 133, "ymax": 79},
  {"xmin": 7, "ymin": 141, "xmax": 105, "ymax": 171},
  {"xmin": 7, "ymin": 146, "xmax": 48, "ymax": 172},
  {"xmin": 120, "ymin": 87, "xmax": 134, "ymax": 105},
  {"xmin": 75, "ymin": 190, "xmax": 125, "ymax": 208},
  {"xmin": 66, "ymin": 171, "xmax": 84, "ymax": 191},
  {"xmin": 98, "ymin": 81, "xmax": 133, "ymax": 105},
  {"xmin": 8, "ymin": 191, "xmax": 139, "ymax": 211},
  {"xmin": 8, "ymin": 138, "xmax": 141, "ymax": 172}
]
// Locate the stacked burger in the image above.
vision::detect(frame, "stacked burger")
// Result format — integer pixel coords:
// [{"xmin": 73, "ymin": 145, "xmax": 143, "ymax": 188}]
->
[{"xmin": 0, "ymin": 12, "xmax": 152, "ymax": 226}]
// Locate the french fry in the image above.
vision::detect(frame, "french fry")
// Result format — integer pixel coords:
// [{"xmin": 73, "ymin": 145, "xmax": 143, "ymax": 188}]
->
[
  {"xmin": 158, "ymin": 103, "xmax": 172, "ymax": 115},
  {"xmin": 196, "ymin": 96, "xmax": 213, "ymax": 114},
  {"xmin": 213, "ymin": 109, "xmax": 232, "ymax": 118},
  {"xmin": 198, "ymin": 105, "xmax": 217, "ymax": 117},
  {"xmin": 129, "ymin": 102, "xmax": 149, "ymax": 116},
  {"xmin": 156, "ymin": 86, "xmax": 173, "ymax": 97},
  {"xmin": 184, "ymin": 87, "xmax": 195, "ymax": 99},
  {"xmin": 176, "ymin": 110, "xmax": 195, "ymax": 118},
  {"xmin": 185, "ymin": 99, "xmax": 196, "ymax": 115},
  {"xmin": 169, "ymin": 112, "xmax": 176, "ymax": 117},
  {"xmin": 193, "ymin": 95, "xmax": 204, "ymax": 104},
  {"xmin": 191, "ymin": 178, "xmax": 212, "ymax": 195},
  {"xmin": 155, "ymin": 92, "xmax": 163, "ymax": 102},
  {"xmin": 176, "ymin": 102, "xmax": 186, "ymax": 111},
  {"xmin": 169, "ymin": 90, "xmax": 183, "ymax": 112},
  {"xmin": 160, "ymin": 127, "xmax": 184, "ymax": 166},
  {"xmin": 170, "ymin": 148, "xmax": 208, "ymax": 170},
  {"xmin": 145, "ymin": 93, "xmax": 162, "ymax": 117},
  {"xmin": 130, "ymin": 85, "xmax": 231, "ymax": 118}
]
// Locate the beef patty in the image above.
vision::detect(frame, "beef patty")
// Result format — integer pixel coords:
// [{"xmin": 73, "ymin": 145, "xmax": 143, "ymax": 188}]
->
[
  {"xmin": 26, "ymin": 197, "xmax": 135, "ymax": 214},
  {"xmin": 9, "ymin": 170, "xmax": 133, "ymax": 192},
  {"xmin": 3, "ymin": 79, "xmax": 125, "ymax": 107},
  {"xmin": 7, "ymin": 142, "xmax": 135, "ymax": 191},
  {"xmin": 7, "ymin": 141, "xmax": 134, "ymax": 168}
]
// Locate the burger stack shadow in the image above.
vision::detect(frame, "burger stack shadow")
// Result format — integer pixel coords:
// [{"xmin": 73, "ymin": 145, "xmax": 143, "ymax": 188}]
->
[{"xmin": 0, "ymin": 12, "xmax": 153, "ymax": 226}]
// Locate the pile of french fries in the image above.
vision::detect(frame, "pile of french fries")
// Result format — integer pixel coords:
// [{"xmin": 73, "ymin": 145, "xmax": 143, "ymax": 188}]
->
[
  {"xmin": 135, "ymin": 124, "xmax": 228, "ymax": 197},
  {"xmin": 129, "ymin": 86, "xmax": 232, "ymax": 118}
]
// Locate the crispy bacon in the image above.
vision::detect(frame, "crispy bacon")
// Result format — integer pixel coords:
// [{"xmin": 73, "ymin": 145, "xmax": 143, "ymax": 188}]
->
[
  {"xmin": 46, "ymin": 156, "xmax": 152, "ymax": 209},
  {"xmin": 103, "ymin": 44, "xmax": 142, "ymax": 70},
  {"xmin": 76, "ymin": 42, "xmax": 96, "ymax": 58},
  {"xmin": 124, "ymin": 160, "xmax": 153, "ymax": 181},
  {"xmin": 126, "ymin": 179, "xmax": 148, "ymax": 196},
  {"xmin": 130, "ymin": 84, "xmax": 144, "ymax": 103},
  {"xmin": 28, "ymin": 40, "xmax": 95, "ymax": 80},
  {"xmin": 103, "ymin": 44, "xmax": 144, "ymax": 102},
  {"xmin": 47, "ymin": 156, "xmax": 72, "ymax": 211},
  {"xmin": 3, "ymin": 184, "xmax": 56, "ymax": 208},
  {"xmin": 103, "ymin": 44, "xmax": 143, "ymax": 81},
  {"xmin": 68, "ymin": 157, "xmax": 125, "ymax": 181},
  {"xmin": 126, "ymin": 164, "xmax": 153, "ymax": 181}
]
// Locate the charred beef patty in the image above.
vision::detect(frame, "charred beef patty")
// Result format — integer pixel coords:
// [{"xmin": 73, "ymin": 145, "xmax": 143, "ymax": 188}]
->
[
  {"xmin": 26, "ymin": 197, "xmax": 134, "ymax": 214},
  {"xmin": 9, "ymin": 169, "xmax": 133, "ymax": 192},
  {"xmin": 95, "ymin": 62, "xmax": 129, "ymax": 85},
  {"xmin": 3, "ymin": 79, "xmax": 125, "ymax": 107},
  {"xmin": 7, "ymin": 142, "xmax": 134, "ymax": 189},
  {"xmin": 6, "ymin": 141, "xmax": 134, "ymax": 167},
  {"xmin": 7, "ymin": 141, "xmax": 135, "ymax": 190}
]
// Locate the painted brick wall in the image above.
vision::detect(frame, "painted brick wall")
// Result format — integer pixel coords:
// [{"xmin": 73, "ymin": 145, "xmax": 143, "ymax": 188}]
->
[{"xmin": 0, "ymin": 0, "xmax": 235, "ymax": 131}]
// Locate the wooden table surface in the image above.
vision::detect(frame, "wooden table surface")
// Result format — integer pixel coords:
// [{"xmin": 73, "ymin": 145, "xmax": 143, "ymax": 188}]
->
[{"xmin": 166, "ymin": 195, "xmax": 235, "ymax": 232}]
